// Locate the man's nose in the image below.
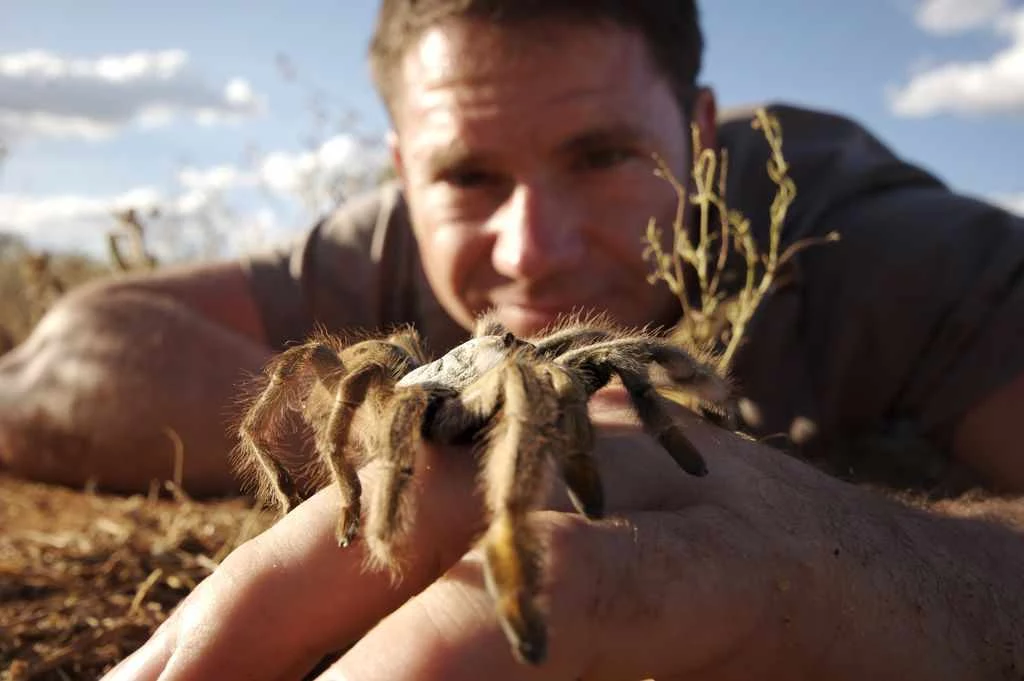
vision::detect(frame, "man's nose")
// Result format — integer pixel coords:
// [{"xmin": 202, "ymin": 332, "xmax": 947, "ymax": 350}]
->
[{"xmin": 490, "ymin": 182, "xmax": 586, "ymax": 281}]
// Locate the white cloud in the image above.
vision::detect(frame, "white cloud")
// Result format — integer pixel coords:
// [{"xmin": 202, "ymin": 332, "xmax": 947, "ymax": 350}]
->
[
  {"xmin": 991, "ymin": 191, "xmax": 1024, "ymax": 215},
  {"xmin": 0, "ymin": 188, "xmax": 163, "ymax": 227},
  {"xmin": 889, "ymin": 5, "xmax": 1024, "ymax": 117},
  {"xmin": 0, "ymin": 132, "xmax": 391, "ymax": 260},
  {"xmin": 0, "ymin": 187, "xmax": 164, "ymax": 256},
  {"xmin": 0, "ymin": 185, "xmax": 271, "ymax": 261},
  {"xmin": 0, "ymin": 49, "xmax": 264, "ymax": 142},
  {"xmin": 178, "ymin": 164, "xmax": 254, "ymax": 193},
  {"xmin": 257, "ymin": 133, "xmax": 388, "ymax": 199},
  {"xmin": 175, "ymin": 132, "xmax": 390, "ymax": 216},
  {"xmin": 913, "ymin": 0, "xmax": 1009, "ymax": 34}
]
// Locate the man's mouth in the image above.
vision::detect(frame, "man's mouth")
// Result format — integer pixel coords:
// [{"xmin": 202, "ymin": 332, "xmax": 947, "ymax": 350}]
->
[{"xmin": 493, "ymin": 299, "xmax": 601, "ymax": 335}]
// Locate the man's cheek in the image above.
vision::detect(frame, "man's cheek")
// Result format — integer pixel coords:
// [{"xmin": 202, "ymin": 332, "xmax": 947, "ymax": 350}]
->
[
  {"xmin": 427, "ymin": 228, "xmax": 474, "ymax": 277},
  {"xmin": 420, "ymin": 228, "xmax": 493, "ymax": 314}
]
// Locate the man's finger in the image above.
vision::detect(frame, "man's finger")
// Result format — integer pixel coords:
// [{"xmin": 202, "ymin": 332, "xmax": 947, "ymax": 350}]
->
[
  {"xmin": 103, "ymin": 609, "xmax": 177, "ymax": 681},
  {"xmin": 319, "ymin": 539, "xmax": 591, "ymax": 681},
  {"xmin": 321, "ymin": 498, "xmax": 783, "ymax": 681},
  {"xmin": 118, "ymin": 441, "xmax": 487, "ymax": 681},
  {"xmin": 317, "ymin": 513, "xmax": 631, "ymax": 681}
]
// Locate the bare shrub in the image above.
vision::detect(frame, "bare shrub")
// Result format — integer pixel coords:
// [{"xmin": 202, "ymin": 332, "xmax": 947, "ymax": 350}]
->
[{"xmin": 644, "ymin": 107, "xmax": 839, "ymax": 376}]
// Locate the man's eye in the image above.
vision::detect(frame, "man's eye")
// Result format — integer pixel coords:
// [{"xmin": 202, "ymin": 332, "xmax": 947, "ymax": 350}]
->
[
  {"xmin": 576, "ymin": 147, "xmax": 634, "ymax": 171},
  {"xmin": 441, "ymin": 167, "xmax": 499, "ymax": 189}
]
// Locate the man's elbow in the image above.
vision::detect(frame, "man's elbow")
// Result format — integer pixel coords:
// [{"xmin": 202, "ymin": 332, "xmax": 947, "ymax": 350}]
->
[{"xmin": 0, "ymin": 287, "xmax": 248, "ymax": 496}]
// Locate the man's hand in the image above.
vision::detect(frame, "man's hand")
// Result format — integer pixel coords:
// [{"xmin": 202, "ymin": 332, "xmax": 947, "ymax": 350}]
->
[{"xmin": 104, "ymin": 393, "xmax": 1024, "ymax": 680}]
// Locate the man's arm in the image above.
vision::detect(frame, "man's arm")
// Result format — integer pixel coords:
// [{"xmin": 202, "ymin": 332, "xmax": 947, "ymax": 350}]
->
[
  {"xmin": 0, "ymin": 261, "xmax": 275, "ymax": 495},
  {"xmin": 952, "ymin": 368, "xmax": 1024, "ymax": 493}
]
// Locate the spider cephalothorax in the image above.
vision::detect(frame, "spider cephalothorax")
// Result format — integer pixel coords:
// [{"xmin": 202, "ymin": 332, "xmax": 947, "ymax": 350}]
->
[{"xmin": 235, "ymin": 313, "xmax": 735, "ymax": 666}]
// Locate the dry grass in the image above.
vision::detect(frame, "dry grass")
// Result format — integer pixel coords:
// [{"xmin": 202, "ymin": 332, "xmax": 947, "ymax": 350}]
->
[
  {"xmin": 0, "ymin": 473, "xmax": 274, "ymax": 680},
  {"xmin": 644, "ymin": 107, "xmax": 839, "ymax": 376},
  {"xmin": 0, "ymin": 244, "xmax": 108, "ymax": 354},
  {"xmin": 0, "ymin": 216, "xmax": 253, "ymax": 679},
  {"xmin": 0, "ymin": 205, "xmax": 163, "ymax": 356}
]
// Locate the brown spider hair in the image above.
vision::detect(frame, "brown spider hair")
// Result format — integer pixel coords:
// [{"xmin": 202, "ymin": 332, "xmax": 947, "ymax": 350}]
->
[{"xmin": 368, "ymin": 0, "xmax": 704, "ymax": 121}]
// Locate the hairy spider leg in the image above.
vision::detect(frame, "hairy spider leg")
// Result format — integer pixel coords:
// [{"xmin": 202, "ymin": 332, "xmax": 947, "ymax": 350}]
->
[
  {"xmin": 362, "ymin": 322, "xmax": 539, "ymax": 575},
  {"xmin": 381, "ymin": 325, "xmax": 432, "ymax": 366},
  {"xmin": 473, "ymin": 311, "xmax": 509, "ymax": 338},
  {"xmin": 236, "ymin": 342, "xmax": 323, "ymax": 516},
  {"xmin": 361, "ymin": 384, "xmax": 455, "ymax": 575},
  {"xmin": 556, "ymin": 339, "xmax": 715, "ymax": 476},
  {"xmin": 312, "ymin": 340, "xmax": 422, "ymax": 547},
  {"xmin": 544, "ymin": 365, "xmax": 604, "ymax": 519},
  {"xmin": 532, "ymin": 326, "xmax": 619, "ymax": 358},
  {"xmin": 473, "ymin": 312, "xmax": 539, "ymax": 357},
  {"xmin": 644, "ymin": 340, "xmax": 739, "ymax": 430},
  {"xmin": 465, "ymin": 357, "xmax": 565, "ymax": 666}
]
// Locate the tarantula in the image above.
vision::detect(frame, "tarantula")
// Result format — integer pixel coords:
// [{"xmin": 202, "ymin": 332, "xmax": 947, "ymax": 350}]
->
[{"xmin": 235, "ymin": 313, "xmax": 735, "ymax": 666}]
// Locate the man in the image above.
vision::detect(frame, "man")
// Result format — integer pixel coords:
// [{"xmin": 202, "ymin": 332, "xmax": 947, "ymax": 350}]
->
[{"xmin": 4, "ymin": 0, "xmax": 1024, "ymax": 678}]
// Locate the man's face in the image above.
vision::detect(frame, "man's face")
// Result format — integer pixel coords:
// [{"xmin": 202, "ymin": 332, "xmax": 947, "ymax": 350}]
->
[{"xmin": 390, "ymin": 18, "xmax": 710, "ymax": 337}]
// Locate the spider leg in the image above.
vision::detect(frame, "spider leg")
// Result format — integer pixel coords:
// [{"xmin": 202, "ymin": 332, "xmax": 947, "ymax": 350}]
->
[
  {"xmin": 645, "ymin": 342, "xmax": 733, "ymax": 406},
  {"xmin": 362, "ymin": 386, "xmax": 441, "ymax": 576},
  {"xmin": 363, "ymin": 323, "xmax": 527, "ymax": 573},
  {"xmin": 528, "ymin": 311, "xmax": 626, "ymax": 358},
  {"xmin": 312, "ymin": 341, "xmax": 420, "ymax": 547},
  {"xmin": 236, "ymin": 343, "xmax": 317, "ymax": 516},
  {"xmin": 532, "ymin": 327, "xmax": 617, "ymax": 359},
  {"xmin": 472, "ymin": 360, "xmax": 560, "ymax": 666},
  {"xmin": 639, "ymin": 340, "xmax": 741, "ymax": 430},
  {"xmin": 311, "ymin": 367, "xmax": 365, "ymax": 547},
  {"xmin": 616, "ymin": 365, "xmax": 709, "ymax": 476},
  {"xmin": 383, "ymin": 326, "xmax": 432, "ymax": 366},
  {"xmin": 544, "ymin": 365, "xmax": 604, "ymax": 519},
  {"xmin": 473, "ymin": 311, "xmax": 509, "ymax": 338},
  {"xmin": 556, "ymin": 341, "xmax": 713, "ymax": 476}
]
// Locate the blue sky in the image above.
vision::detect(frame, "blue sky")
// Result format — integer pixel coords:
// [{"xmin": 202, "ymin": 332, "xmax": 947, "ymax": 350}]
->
[{"xmin": 1, "ymin": 0, "xmax": 1021, "ymax": 259}]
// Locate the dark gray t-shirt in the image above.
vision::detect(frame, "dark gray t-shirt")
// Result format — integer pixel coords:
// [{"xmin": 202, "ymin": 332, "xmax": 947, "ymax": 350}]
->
[{"xmin": 243, "ymin": 102, "xmax": 1024, "ymax": 489}]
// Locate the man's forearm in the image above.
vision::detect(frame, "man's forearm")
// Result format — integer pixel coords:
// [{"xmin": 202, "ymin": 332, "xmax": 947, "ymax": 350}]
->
[
  {"xmin": 592, "ymin": 389, "xmax": 1023, "ymax": 679},
  {"xmin": 810, "ymin": 479, "xmax": 1024, "ymax": 679},
  {"xmin": 0, "ymin": 288, "xmax": 274, "ymax": 495}
]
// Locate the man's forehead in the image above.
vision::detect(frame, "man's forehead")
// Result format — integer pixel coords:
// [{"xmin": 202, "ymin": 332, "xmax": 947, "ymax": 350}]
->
[
  {"xmin": 408, "ymin": 18, "xmax": 633, "ymax": 76},
  {"xmin": 394, "ymin": 19, "xmax": 665, "ymax": 117},
  {"xmin": 392, "ymin": 20, "xmax": 668, "ymax": 157}
]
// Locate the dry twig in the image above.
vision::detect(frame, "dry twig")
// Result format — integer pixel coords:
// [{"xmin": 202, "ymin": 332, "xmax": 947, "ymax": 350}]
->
[{"xmin": 643, "ymin": 107, "xmax": 839, "ymax": 375}]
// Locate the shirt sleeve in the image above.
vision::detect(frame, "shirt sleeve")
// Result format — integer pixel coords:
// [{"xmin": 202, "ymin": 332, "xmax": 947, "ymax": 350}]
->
[
  {"xmin": 800, "ymin": 182, "xmax": 1024, "ymax": 446},
  {"xmin": 240, "ymin": 183, "xmax": 408, "ymax": 350},
  {"xmin": 720, "ymin": 103, "xmax": 1024, "ymax": 465}
]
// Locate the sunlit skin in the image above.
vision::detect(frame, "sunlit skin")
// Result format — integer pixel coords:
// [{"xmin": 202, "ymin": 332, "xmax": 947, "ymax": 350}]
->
[{"xmin": 389, "ymin": 18, "xmax": 717, "ymax": 337}]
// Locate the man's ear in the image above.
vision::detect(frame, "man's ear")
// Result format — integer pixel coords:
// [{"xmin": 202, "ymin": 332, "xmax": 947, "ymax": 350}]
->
[
  {"xmin": 690, "ymin": 86, "xmax": 718, "ymax": 153},
  {"xmin": 387, "ymin": 129, "xmax": 407, "ymax": 187}
]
